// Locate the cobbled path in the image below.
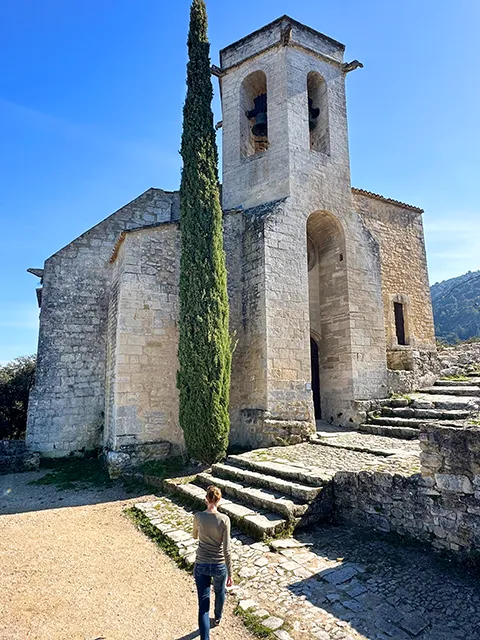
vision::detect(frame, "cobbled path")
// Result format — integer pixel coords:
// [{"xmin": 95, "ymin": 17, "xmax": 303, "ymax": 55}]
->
[
  {"xmin": 139, "ymin": 495, "xmax": 480, "ymax": 640},
  {"xmin": 240, "ymin": 438, "xmax": 421, "ymax": 477}
]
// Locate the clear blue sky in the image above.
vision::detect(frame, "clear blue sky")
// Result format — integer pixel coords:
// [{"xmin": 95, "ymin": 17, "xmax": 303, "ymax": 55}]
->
[{"xmin": 1, "ymin": 0, "xmax": 479, "ymax": 362}]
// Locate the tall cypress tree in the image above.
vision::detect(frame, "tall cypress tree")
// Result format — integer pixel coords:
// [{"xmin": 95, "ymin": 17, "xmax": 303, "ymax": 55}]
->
[{"xmin": 177, "ymin": 0, "xmax": 231, "ymax": 464}]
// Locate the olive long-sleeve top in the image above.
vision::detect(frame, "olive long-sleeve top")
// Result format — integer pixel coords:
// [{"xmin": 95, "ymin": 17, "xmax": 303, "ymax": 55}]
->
[{"xmin": 193, "ymin": 510, "xmax": 233, "ymax": 577}]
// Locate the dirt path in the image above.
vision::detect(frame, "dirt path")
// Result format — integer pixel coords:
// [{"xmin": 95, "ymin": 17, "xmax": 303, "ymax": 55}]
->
[{"xmin": 0, "ymin": 471, "xmax": 253, "ymax": 640}]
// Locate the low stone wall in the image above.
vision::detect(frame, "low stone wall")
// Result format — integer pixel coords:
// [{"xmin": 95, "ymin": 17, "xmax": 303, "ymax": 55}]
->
[
  {"xmin": 0, "ymin": 440, "xmax": 40, "ymax": 475},
  {"xmin": 439, "ymin": 343, "xmax": 480, "ymax": 376},
  {"xmin": 333, "ymin": 426, "xmax": 480, "ymax": 559},
  {"xmin": 105, "ymin": 440, "xmax": 173, "ymax": 478}
]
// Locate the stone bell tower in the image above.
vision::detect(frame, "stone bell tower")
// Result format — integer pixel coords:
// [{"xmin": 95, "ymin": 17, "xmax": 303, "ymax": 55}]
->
[{"xmin": 218, "ymin": 16, "xmax": 388, "ymax": 443}]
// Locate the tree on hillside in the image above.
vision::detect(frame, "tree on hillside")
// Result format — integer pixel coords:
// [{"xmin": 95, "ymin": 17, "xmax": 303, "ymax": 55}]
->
[
  {"xmin": 177, "ymin": 0, "xmax": 231, "ymax": 464},
  {"xmin": 0, "ymin": 355, "xmax": 36, "ymax": 439}
]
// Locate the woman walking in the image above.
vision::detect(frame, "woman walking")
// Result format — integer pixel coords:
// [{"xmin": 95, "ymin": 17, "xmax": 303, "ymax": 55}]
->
[{"xmin": 193, "ymin": 485, "xmax": 233, "ymax": 640}]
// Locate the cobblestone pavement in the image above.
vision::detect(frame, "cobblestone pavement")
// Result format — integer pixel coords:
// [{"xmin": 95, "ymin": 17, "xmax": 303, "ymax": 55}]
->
[
  {"xmin": 314, "ymin": 430, "xmax": 421, "ymax": 456},
  {"xmin": 138, "ymin": 496, "xmax": 480, "ymax": 640},
  {"xmin": 240, "ymin": 437, "xmax": 421, "ymax": 477}
]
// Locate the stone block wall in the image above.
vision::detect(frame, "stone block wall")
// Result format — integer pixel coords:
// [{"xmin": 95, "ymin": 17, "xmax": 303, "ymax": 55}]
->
[
  {"xmin": 27, "ymin": 189, "xmax": 179, "ymax": 456},
  {"xmin": 105, "ymin": 224, "xmax": 184, "ymax": 459},
  {"xmin": 353, "ymin": 190, "xmax": 436, "ymax": 358},
  {"xmin": 0, "ymin": 440, "xmax": 40, "ymax": 474},
  {"xmin": 333, "ymin": 426, "xmax": 480, "ymax": 559}
]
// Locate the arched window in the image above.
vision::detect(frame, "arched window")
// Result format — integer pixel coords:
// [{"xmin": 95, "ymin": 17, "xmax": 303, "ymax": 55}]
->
[
  {"xmin": 240, "ymin": 70, "xmax": 269, "ymax": 157},
  {"xmin": 307, "ymin": 72, "xmax": 329, "ymax": 154}
]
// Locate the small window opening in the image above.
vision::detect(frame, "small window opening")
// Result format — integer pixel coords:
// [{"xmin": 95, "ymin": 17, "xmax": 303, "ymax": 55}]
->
[
  {"xmin": 307, "ymin": 72, "xmax": 329, "ymax": 153},
  {"xmin": 394, "ymin": 302, "xmax": 407, "ymax": 345},
  {"xmin": 241, "ymin": 71, "xmax": 269, "ymax": 157}
]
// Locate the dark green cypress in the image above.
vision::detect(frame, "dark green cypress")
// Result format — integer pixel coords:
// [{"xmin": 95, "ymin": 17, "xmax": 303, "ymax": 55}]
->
[{"xmin": 177, "ymin": 0, "xmax": 231, "ymax": 464}]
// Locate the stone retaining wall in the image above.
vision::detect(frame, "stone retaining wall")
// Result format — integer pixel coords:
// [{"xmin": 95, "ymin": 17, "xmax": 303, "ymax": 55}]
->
[
  {"xmin": 0, "ymin": 440, "xmax": 40, "ymax": 475},
  {"xmin": 332, "ymin": 426, "xmax": 480, "ymax": 559}
]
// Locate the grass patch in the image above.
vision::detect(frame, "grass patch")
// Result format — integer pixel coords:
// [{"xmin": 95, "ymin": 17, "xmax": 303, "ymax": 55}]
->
[
  {"xmin": 141, "ymin": 456, "xmax": 187, "ymax": 479},
  {"xmin": 29, "ymin": 456, "xmax": 112, "ymax": 490},
  {"xmin": 234, "ymin": 606, "xmax": 275, "ymax": 638},
  {"xmin": 124, "ymin": 506, "xmax": 193, "ymax": 572},
  {"xmin": 442, "ymin": 375, "xmax": 470, "ymax": 381}
]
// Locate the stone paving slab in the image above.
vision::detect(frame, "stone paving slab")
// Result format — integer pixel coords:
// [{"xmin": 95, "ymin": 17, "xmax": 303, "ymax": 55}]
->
[
  {"xmin": 135, "ymin": 495, "xmax": 480, "ymax": 640},
  {"xmin": 312, "ymin": 432, "xmax": 420, "ymax": 456}
]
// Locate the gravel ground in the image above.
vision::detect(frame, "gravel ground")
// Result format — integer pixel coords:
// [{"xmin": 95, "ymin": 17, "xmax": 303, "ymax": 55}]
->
[{"xmin": 0, "ymin": 471, "xmax": 254, "ymax": 640}]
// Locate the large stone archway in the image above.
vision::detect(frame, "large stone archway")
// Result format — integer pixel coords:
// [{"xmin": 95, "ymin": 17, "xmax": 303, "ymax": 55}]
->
[{"xmin": 307, "ymin": 211, "xmax": 351, "ymax": 423}]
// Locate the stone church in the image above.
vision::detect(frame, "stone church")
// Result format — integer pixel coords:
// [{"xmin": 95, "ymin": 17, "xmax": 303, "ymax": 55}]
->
[{"xmin": 26, "ymin": 16, "xmax": 436, "ymax": 467}]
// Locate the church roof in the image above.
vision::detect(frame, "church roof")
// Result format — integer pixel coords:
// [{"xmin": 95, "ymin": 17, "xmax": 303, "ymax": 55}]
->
[
  {"xmin": 352, "ymin": 187, "xmax": 424, "ymax": 214},
  {"xmin": 219, "ymin": 15, "xmax": 345, "ymax": 58}
]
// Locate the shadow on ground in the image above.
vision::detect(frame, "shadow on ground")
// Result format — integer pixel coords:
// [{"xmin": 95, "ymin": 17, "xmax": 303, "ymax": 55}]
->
[
  {"xmin": 289, "ymin": 524, "xmax": 480, "ymax": 640},
  {"xmin": 0, "ymin": 468, "xmax": 156, "ymax": 515}
]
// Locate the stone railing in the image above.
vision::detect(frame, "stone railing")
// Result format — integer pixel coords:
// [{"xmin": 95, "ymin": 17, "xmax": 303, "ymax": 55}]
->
[{"xmin": 333, "ymin": 425, "xmax": 480, "ymax": 560}]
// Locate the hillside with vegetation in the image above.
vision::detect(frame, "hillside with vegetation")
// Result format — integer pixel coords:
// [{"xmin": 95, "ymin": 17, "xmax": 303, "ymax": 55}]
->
[{"xmin": 431, "ymin": 270, "xmax": 480, "ymax": 344}]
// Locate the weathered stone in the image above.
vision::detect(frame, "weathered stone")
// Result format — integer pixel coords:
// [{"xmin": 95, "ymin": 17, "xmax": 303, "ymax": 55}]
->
[
  {"xmin": 435, "ymin": 474, "xmax": 474, "ymax": 494},
  {"xmin": 262, "ymin": 616, "xmax": 284, "ymax": 631}
]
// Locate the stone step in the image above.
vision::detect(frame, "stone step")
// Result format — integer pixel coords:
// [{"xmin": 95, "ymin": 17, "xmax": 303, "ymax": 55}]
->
[
  {"xmin": 369, "ymin": 416, "xmax": 425, "ymax": 428},
  {"xmin": 164, "ymin": 479, "xmax": 288, "ymax": 540},
  {"xmin": 196, "ymin": 472, "xmax": 309, "ymax": 519},
  {"xmin": 411, "ymin": 396, "xmax": 478, "ymax": 410},
  {"xmin": 419, "ymin": 386, "xmax": 480, "ymax": 397},
  {"xmin": 436, "ymin": 379, "xmax": 480, "ymax": 387},
  {"xmin": 369, "ymin": 415, "xmax": 466, "ymax": 430},
  {"xmin": 380, "ymin": 407, "xmax": 470, "ymax": 420},
  {"xmin": 359, "ymin": 424, "xmax": 420, "ymax": 440},
  {"xmin": 211, "ymin": 463, "xmax": 322, "ymax": 502},
  {"xmin": 226, "ymin": 454, "xmax": 329, "ymax": 487}
]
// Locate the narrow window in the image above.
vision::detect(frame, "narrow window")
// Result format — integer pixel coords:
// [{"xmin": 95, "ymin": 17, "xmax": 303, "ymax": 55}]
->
[
  {"xmin": 240, "ymin": 71, "xmax": 269, "ymax": 157},
  {"xmin": 307, "ymin": 72, "xmax": 329, "ymax": 154},
  {"xmin": 394, "ymin": 302, "xmax": 407, "ymax": 345}
]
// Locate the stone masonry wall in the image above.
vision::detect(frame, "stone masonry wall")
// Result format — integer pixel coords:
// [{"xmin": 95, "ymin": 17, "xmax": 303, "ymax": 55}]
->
[
  {"xmin": 353, "ymin": 190, "xmax": 436, "ymax": 356},
  {"xmin": 106, "ymin": 224, "xmax": 184, "ymax": 457},
  {"xmin": 333, "ymin": 425, "xmax": 480, "ymax": 559},
  {"xmin": 27, "ymin": 189, "xmax": 179, "ymax": 456},
  {"xmin": 0, "ymin": 440, "xmax": 40, "ymax": 475}
]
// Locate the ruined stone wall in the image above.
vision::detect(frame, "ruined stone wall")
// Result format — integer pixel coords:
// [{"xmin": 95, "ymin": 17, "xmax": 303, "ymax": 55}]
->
[
  {"xmin": 0, "ymin": 440, "xmax": 39, "ymax": 475},
  {"xmin": 27, "ymin": 189, "xmax": 179, "ymax": 456},
  {"xmin": 106, "ymin": 224, "xmax": 184, "ymax": 460},
  {"xmin": 333, "ymin": 426, "xmax": 480, "ymax": 558},
  {"xmin": 353, "ymin": 190, "xmax": 436, "ymax": 359}
]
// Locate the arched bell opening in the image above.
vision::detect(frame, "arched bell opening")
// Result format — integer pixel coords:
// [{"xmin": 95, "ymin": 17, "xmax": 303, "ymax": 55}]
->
[
  {"xmin": 307, "ymin": 72, "xmax": 329, "ymax": 154},
  {"xmin": 240, "ymin": 70, "xmax": 269, "ymax": 157},
  {"xmin": 307, "ymin": 211, "xmax": 347, "ymax": 421}
]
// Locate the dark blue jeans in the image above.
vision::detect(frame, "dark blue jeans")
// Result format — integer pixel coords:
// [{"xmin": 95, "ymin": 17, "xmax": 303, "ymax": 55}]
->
[{"xmin": 194, "ymin": 563, "xmax": 227, "ymax": 640}]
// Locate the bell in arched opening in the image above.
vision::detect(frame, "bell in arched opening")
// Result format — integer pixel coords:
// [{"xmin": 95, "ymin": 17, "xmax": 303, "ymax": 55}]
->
[
  {"xmin": 246, "ymin": 93, "xmax": 268, "ymax": 138},
  {"xmin": 308, "ymin": 98, "xmax": 320, "ymax": 131}
]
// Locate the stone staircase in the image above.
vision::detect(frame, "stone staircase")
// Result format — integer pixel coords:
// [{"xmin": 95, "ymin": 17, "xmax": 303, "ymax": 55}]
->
[
  {"xmin": 164, "ymin": 454, "xmax": 333, "ymax": 541},
  {"xmin": 359, "ymin": 375, "xmax": 480, "ymax": 440}
]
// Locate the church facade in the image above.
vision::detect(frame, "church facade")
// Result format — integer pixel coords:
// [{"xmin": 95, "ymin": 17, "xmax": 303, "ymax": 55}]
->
[{"xmin": 26, "ymin": 16, "xmax": 436, "ymax": 467}]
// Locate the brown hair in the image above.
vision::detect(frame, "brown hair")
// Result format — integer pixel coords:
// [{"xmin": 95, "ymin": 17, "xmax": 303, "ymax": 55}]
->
[{"xmin": 206, "ymin": 485, "xmax": 222, "ymax": 504}]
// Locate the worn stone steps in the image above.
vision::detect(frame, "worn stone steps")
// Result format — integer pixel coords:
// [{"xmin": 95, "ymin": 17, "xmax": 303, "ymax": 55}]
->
[
  {"xmin": 226, "ymin": 454, "xmax": 330, "ymax": 486},
  {"xmin": 436, "ymin": 379, "xmax": 480, "ymax": 387},
  {"xmin": 368, "ymin": 415, "xmax": 464, "ymax": 429},
  {"xmin": 211, "ymin": 462, "xmax": 322, "ymax": 502},
  {"xmin": 164, "ymin": 479, "xmax": 288, "ymax": 540},
  {"xmin": 380, "ymin": 406, "xmax": 470, "ymax": 420},
  {"xmin": 359, "ymin": 423, "xmax": 420, "ymax": 439},
  {"xmin": 419, "ymin": 386, "xmax": 480, "ymax": 397},
  {"xmin": 196, "ymin": 471, "xmax": 309, "ymax": 519}
]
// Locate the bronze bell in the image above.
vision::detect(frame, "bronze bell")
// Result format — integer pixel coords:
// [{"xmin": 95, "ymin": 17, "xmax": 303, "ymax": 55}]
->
[
  {"xmin": 252, "ymin": 112, "xmax": 267, "ymax": 137},
  {"xmin": 246, "ymin": 93, "xmax": 268, "ymax": 137},
  {"xmin": 309, "ymin": 98, "xmax": 320, "ymax": 131}
]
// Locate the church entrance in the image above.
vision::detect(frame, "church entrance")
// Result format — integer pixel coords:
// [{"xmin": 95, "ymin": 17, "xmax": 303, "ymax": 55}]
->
[
  {"xmin": 307, "ymin": 211, "xmax": 348, "ymax": 423},
  {"xmin": 310, "ymin": 336, "xmax": 321, "ymax": 419}
]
